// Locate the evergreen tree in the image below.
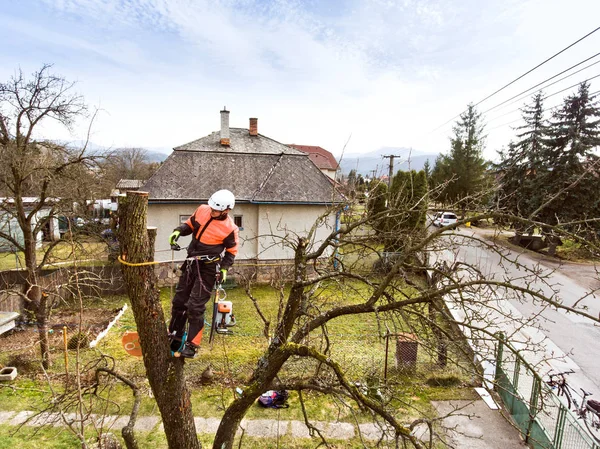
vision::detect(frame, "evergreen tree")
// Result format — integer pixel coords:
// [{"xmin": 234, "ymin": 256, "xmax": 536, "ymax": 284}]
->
[
  {"xmin": 387, "ymin": 170, "xmax": 428, "ymax": 251},
  {"xmin": 538, "ymin": 81, "xmax": 600, "ymax": 229},
  {"xmin": 495, "ymin": 93, "xmax": 547, "ymax": 231},
  {"xmin": 423, "ymin": 159, "xmax": 431, "ymax": 180},
  {"xmin": 346, "ymin": 169, "xmax": 357, "ymax": 198},
  {"xmin": 431, "ymin": 104, "xmax": 487, "ymax": 212},
  {"xmin": 367, "ymin": 171, "xmax": 428, "ymax": 253},
  {"xmin": 366, "ymin": 179, "xmax": 389, "ymax": 236}
]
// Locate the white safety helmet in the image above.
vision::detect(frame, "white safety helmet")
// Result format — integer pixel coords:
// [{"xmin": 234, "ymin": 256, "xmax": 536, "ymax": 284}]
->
[{"xmin": 208, "ymin": 189, "xmax": 235, "ymax": 211}]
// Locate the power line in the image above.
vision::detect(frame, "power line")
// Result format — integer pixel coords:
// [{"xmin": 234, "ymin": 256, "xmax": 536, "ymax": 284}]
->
[
  {"xmin": 482, "ymin": 52, "xmax": 600, "ymax": 115},
  {"xmin": 486, "ymin": 88, "xmax": 600, "ymax": 132},
  {"xmin": 486, "ymin": 73, "xmax": 600, "ymax": 125},
  {"xmin": 474, "ymin": 26, "xmax": 600, "ymax": 107},
  {"xmin": 431, "ymin": 25, "xmax": 600, "ymax": 133}
]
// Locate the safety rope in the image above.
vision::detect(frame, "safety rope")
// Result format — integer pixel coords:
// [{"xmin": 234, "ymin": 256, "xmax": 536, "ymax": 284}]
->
[
  {"xmin": 117, "ymin": 255, "xmax": 162, "ymax": 267},
  {"xmin": 217, "ymin": 326, "xmax": 238, "ymax": 401},
  {"xmin": 118, "ymin": 254, "xmax": 296, "ymax": 268}
]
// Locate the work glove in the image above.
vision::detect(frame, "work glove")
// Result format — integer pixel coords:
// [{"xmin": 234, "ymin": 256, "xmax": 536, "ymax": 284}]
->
[
  {"xmin": 216, "ymin": 268, "xmax": 227, "ymax": 284},
  {"xmin": 169, "ymin": 230, "xmax": 181, "ymax": 250}
]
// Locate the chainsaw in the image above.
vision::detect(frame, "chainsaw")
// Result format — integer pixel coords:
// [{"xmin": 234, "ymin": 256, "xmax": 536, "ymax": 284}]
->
[{"xmin": 209, "ymin": 268, "xmax": 236, "ymax": 343}]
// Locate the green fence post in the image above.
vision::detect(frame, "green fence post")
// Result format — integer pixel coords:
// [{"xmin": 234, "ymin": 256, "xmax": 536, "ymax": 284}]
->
[
  {"xmin": 525, "ymin": 376, "xmax": 541, "ymax": 445},
  {"xmin": 513, "ymin": 357, "xmax": 521, "ymax": 391},
  {"xmin": 495, "ymin": 332, "xmax": 505, "ymax": 385},
  {"xmin": 554, "ymin": 404, "xmax": 566, "ymax": 449},
  {"xmin": 530, "ymin": 376, "xmax": 540, "ymax": 414}
]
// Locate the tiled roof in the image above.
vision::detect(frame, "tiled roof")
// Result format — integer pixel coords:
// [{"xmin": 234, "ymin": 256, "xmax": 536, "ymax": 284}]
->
[
  {"xmin": 116, "ymin": 179, "xmax": 145, "ymax": 190},
  {"xmin": 143, "ymin": 136, "xmax": 343, "ymax": 204},
  {"xmin": 288, "ymin": 144, "xmax": 339, "ymax": 170},
  {"xmin": 175, "ymin": 128, "xmax": 305, "ymax": 155}
]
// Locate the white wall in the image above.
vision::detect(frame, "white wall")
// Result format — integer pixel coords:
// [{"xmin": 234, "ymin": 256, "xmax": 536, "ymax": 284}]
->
[
  {"xmin": 256, "ymin": 204, "xmax": 336, "ymax": 260},
  {"xmin": 148, "ymin": 203, "xmax": 259, "ymax": 262},
  {"xmin": 148, "ymin": 203, "xmax": 337, "ymax": 262}
]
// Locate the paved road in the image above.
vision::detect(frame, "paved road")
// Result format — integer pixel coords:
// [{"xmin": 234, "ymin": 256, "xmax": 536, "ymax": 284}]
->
[{"xmin": 445, "ymin": 227, "xmax": 600, "ymax": 393}]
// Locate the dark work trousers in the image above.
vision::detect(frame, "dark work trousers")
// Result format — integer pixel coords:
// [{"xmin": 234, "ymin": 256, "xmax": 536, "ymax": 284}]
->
[{"xmin": 168, "ymin": 259, "xmax": 219, "ymax": 346}]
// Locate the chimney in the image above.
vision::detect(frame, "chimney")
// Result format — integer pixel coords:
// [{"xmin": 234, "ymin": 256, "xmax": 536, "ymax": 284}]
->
[
  {"xmin": 249, "ymin": 117, "xmax": 258, "ymax": 136},
  {"xmin": 220, "ymin": 108, "xmax": 230, "ymax": 146}
]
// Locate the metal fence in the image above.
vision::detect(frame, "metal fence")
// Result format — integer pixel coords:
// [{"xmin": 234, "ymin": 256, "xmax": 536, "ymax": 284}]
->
[{"xmin": 495, "ymin": 337, "xmax": 599, "ymax": 449}]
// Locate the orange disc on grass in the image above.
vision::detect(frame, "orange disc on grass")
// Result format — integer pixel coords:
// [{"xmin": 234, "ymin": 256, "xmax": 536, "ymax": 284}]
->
[{"xmin": 122, "ymin": 331, "xmax": 142, "ymax": 357}]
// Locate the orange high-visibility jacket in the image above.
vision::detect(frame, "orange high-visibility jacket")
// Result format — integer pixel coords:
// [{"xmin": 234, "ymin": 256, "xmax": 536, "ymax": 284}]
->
[{"xmin": 175, "ymin": 204, "xmax": 239, "ymax": 268}]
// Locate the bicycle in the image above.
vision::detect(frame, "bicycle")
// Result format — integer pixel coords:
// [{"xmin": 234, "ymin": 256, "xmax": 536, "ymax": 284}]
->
[{"xmin": 546, "ymin": 370, "xmax": 600, "ymax": 443}]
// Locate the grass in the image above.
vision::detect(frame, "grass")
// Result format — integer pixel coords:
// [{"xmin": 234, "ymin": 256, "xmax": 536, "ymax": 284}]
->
[
  {"xmin": 495, "ymin": 232, "xmax": 599, "ymax": 263},
  {"xmin": 0, "ymin": 423, "xmax": 450, "ymax": 449},
  {"xmin": 555, "ymin": 238, "xmax": 600, "ymax": 262},
  {"xmin": 0, "ymin": 239, "xmax": 108, "ymax": 271},
  {"xmin": 0, "ymin": 280, "xmax": 476, "ymax": 447}
]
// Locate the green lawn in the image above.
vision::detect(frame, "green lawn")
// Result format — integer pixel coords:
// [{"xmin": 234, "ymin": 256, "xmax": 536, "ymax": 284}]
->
[
  {"xmin": 0, "ymin": 240, "xmax": 109, "ymax": 271},
  {"xmin": 0, "ymin": 282, "xmax": 475, "ymax": 447}
]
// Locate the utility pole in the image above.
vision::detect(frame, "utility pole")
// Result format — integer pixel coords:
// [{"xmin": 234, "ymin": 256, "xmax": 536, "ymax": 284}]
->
[{"xmin": 382, "ymin": 155, "xmax": 402, "ymax": 186}]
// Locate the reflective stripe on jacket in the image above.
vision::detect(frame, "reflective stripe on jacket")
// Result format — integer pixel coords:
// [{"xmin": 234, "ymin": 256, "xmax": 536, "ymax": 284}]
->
[{"xmin": 175, "ymin": 204, "xmax": 239, "ymax": 268}]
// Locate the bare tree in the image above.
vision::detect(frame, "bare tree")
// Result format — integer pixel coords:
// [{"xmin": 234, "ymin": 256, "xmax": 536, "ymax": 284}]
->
[
  {"xmin": 97, "ymin": 147, "xmax": 159, "ymax": 195},
  {"xmin": 117, "ymin": 188, "xmax": 600, "ymax": 448},
  {"xmin": 0, "ymin": 64, "xmax": 101, "ymax": 368}
]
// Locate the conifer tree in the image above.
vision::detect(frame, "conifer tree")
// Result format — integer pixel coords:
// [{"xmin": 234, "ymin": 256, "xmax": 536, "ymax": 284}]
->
[
  {"xmin": 431, "ymin": 104, "xmax": 487, "ymax": 213},
  {"xmin": 495, "ymin": 92, "xmax": 547, "ymax": 232},
  {"xmin": 423, "ymin": 159, "xmax": 431, "ymax": 180},
  {"xmin": 387, "ymin": 170, "xmax": 428, "ymax": 252},
  {"xmin": 537, "ymin": 82, "xmax": 600, "ymax": 230}
]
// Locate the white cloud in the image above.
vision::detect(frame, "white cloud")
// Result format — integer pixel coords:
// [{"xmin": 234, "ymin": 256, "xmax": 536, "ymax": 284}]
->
[{"xmin": 2, "ymin": 0, "xmax": 600, "ymax": 163}]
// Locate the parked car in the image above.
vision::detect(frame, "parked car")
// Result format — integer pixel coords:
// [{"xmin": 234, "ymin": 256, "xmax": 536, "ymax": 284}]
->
[{"xmin": 433, "ymin": 212, "xmax": 458, "ymax": 227}]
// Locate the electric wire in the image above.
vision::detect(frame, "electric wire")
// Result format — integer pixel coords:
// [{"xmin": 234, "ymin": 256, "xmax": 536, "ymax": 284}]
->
[
  {"xmin": 482, "ymin": 53, "xmax": 600, "ymax": 115},
  {"xmin": 431, "ymin": 25, "xmax": 600, "ymax": 133},
  {"xmin": 485, "ymin": 61, "xmax": 600, "ymax": 120},
  {"xmin": 486, "ymin": 74, "xmax": 600, "ymax": 125},
  {"xmin": 474, "ymin": 26, "xmax": 600, "ymax": 108},
  {"xmin": 486, "ymin": 88, "xmax": 600, "ymax": 132}
]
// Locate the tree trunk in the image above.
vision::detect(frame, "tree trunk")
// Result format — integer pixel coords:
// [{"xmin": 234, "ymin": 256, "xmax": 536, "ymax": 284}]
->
[
  {"xmin": 118, "ymin": 192, "xmax": 200, "ymax": 449},
  {"xmin": 428, "ymin": 301, "xmax": 447, "ymax": 367},
  {"xmin": 212, "ymin": 238, "xmax": 308, "ymax": 449},
  {"xmin": 213, "ymin": 348, "xmax": 291, "ymax": 449},
  {"xmin": 23, "ymin": 223, "xmax": 51, "ymax": 368}
]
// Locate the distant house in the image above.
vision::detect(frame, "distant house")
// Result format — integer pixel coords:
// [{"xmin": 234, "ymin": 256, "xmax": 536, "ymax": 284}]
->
[
  {"xmin": 288, "ymin": 144, "xmax": 339, "ymax": 180},
  {"xmin": 0, "ymin": 197, "xmax": 60, "ymax": 251},
  {"xmin": 142, "ymin": 110, "xmax": 344, "ymax": 272},
  {"xmin": 116, "ymin": 179, "xmax": 145, "ymax": 192}
]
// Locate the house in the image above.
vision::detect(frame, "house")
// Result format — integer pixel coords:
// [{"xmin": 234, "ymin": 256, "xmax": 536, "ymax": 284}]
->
[
  {"xmin": 288, "ymin": 144, "xmax": 339, "ymax": 180},
  {"xmin": 115, "ymin": 179, "xmax": 145, "ymax": 192},
  {"xmin": 142, "ymin": 109, "xmax": 344, "ymax": 275},
  {"xmin": 0, "ymin": 197, "xmax": 60, "ymax": 251}
]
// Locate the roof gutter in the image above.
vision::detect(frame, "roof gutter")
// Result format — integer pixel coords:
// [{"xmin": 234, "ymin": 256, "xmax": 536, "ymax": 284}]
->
[{"xmin": 147, "ymin": 199, "xmax": 340, "ymax": 205}]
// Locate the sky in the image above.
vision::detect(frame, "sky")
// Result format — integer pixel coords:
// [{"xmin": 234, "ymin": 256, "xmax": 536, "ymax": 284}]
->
[{"xmin": 1, "ymin": 0, "xmax": 599, "ymax": 162}]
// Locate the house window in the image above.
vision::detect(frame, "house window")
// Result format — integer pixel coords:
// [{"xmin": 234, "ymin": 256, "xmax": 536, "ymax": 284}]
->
[{"xmin": 234, "ymin": 215, "xmax": 243, "ymax": 230}]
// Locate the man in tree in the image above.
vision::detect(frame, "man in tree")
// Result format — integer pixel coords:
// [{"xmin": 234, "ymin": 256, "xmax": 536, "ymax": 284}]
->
[{"xmin": 167, "ymin": 189, "xmax": 239, "ymax": 358}]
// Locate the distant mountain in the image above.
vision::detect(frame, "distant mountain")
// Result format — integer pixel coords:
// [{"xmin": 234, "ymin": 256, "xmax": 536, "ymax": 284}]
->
[
  {"xmin": 145, "ymin": 148, "xmax": 171, "ymax": 163},
  {"xmin": 338, "ymin": 147, "xmax": 439, "ymax": 176},
  {"xmin": 62, "ymin": 141, "xmax": 170, "ymax": 163}
]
